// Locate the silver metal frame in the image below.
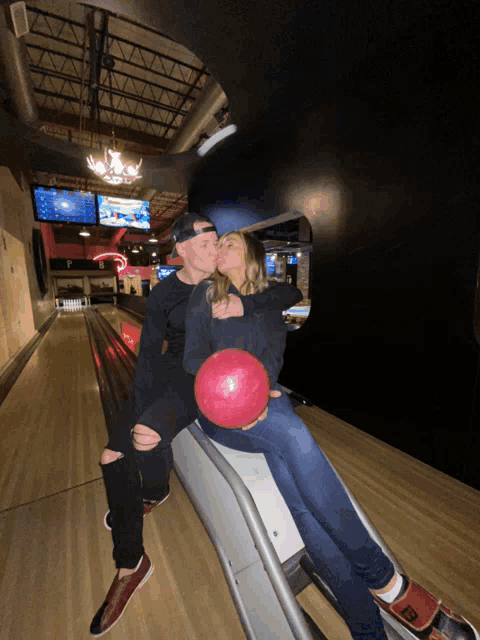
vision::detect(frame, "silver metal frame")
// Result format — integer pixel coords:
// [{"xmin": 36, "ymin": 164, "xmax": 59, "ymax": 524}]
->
[{"xmin": 172, "ymin": 412, "xmax": 406, "ymax": 640}]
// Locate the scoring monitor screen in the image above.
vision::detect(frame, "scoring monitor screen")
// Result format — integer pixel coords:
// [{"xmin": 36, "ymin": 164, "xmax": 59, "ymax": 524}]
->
[
  {"xmin": 31, "ymin": 186, "xmax": 97, "ymax": 225},
  {"xmin": 98, "ymin": 195, "xmax": 150, "ymax": 230}
]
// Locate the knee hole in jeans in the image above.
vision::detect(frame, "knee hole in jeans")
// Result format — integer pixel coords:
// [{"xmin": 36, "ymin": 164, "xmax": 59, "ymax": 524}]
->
[
  {"xmin": 132, "ymin": 425, "xmax": 161, "ymax": 451},
  {"xmin": 100, "ymin": 449, "xmax": 124, "ymax": 465}
]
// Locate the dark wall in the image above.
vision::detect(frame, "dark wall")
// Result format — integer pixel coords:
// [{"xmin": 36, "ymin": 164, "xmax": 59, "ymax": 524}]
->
[{"xmin": 185, "ymin": 5, "xmax": 479, "ymax": 488}]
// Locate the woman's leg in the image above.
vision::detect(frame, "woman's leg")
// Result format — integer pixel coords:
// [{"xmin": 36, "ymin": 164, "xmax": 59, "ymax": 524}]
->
[
  {"xmin": 253, "ymin": 391, "xmax": 394, "ymax": 588},
  {"xmin": 198, "ymin": 392, "xmax": 392, "ymax": 640}
]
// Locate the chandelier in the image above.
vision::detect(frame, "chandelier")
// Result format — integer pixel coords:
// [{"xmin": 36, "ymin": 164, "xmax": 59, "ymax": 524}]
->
[
  {"xmin": 87, "ymin": 135, "xmax": 143, "ymax": 185},
  {"xmin": 85, "ymin": 45, "xmax": 143, "ymax": 185}
]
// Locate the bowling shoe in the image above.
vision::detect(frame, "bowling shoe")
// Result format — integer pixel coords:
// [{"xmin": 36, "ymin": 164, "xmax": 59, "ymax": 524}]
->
[
  {"xmin": 103, "ymin": 485, "xmax": 170, "ymax": 531},
  {"xmin": 373, "ymin": 577, "xmax": 479, "ymax": 640},
  {"xmin": 90, "ymin": 554, "xmax": 153, "ymax": 636}
]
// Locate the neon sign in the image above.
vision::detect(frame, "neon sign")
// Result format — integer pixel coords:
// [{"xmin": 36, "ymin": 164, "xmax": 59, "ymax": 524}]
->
[{"xmin": 93, "ymin": 252, "xmax": 128, "ymax": 273}]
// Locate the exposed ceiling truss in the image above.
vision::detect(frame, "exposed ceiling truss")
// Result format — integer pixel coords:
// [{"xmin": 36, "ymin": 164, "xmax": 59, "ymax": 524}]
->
[{"xmin": 25, "ymin": 5, "xmax": 210, "ymax": 154}]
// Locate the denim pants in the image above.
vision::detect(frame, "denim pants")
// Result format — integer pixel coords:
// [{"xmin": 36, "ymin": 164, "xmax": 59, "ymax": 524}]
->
[{"xmin": 198, "ymin": 386, "xmax": 394, "ymax": 640}]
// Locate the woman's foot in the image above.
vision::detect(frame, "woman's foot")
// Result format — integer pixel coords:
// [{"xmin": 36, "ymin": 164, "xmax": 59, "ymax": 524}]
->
[{"xmin": 372, "ymin": 577, "xmax": 479, "ymax": 640}]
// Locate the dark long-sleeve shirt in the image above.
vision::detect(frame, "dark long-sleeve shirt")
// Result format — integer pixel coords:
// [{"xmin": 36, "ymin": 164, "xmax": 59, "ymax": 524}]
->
[
  {"xmin": 183, "ymin": 280, "xmax": 294, "ymax": 388},
  {"xmin": 132, "ymin": 272, "xmax": 302, "ymax": 428}
]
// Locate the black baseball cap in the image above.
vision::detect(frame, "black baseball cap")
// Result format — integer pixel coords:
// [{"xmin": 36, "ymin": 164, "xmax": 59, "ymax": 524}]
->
[{"xmin": 170, "ymin": 213, "xmax": 217, "ymax": 257}]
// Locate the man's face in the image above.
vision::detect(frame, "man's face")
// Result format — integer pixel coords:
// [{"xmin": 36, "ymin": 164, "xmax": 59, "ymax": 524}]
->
[{"xmin": 180, "ymin": 221, "xmax": 218, "ymax": 275}]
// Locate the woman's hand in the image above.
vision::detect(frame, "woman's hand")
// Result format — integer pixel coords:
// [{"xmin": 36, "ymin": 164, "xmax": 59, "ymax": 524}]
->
[
  {"xmin": 212, "ymin": 294, "xmax": 244, "ymax": 319},
  {"xmin": 240, "ymin": 389, "xmax": 281, "ymax": 430}
]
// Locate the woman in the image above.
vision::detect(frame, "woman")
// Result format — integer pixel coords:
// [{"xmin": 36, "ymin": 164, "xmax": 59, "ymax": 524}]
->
[{"xmin": 183, "ymin": 231, "xmax": 477, "ymax": 640}]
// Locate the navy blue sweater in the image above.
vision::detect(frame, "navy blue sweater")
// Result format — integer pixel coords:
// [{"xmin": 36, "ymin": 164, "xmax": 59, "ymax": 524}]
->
[
  {"xmin": 132, "ymin": 272, "xmax": 302, "ymax": 428},
  {"xmin": 184, "ymin": 280, "xmax": 293, "ymax": 388}
]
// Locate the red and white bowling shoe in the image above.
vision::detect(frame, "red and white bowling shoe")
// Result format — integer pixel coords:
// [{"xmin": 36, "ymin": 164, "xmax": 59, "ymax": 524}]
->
[{"xmin": 373, "ymin": 578, "xmax": 479, "ymax": 640}]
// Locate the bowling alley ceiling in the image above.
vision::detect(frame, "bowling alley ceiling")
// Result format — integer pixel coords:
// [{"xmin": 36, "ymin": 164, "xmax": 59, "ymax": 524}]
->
[{"xmin": 14, "ymin": 1, "xmax": 227, "ymax": 246}]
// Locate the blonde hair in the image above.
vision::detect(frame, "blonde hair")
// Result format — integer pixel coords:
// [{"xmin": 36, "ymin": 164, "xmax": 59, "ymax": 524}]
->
[{"xmin": 206, "ymin": 231, "xmax": 269, "ymax": 305}]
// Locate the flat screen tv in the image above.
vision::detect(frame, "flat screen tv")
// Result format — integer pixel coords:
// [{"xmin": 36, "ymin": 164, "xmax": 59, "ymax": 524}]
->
[
  {"xmin": 157, "ymin": 266, "xmax": 181, "ymax": 281},
  {"xmin": 31, "ymin": 185, "xmax": 97, "ymax": 225},
  {"xmin": 98, "ymin": 195, "xmax": 150, "ymax": 230},
  {"xmin": 265, "ymin": 254, "xmax": 276, "ymax": 277},
  {"xmin": 287, "ymin": 255, "xmax": 298, "ymax": 265}
]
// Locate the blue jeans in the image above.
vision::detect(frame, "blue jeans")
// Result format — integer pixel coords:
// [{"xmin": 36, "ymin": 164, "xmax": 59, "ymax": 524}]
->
[{"xmin": 198, "ymin": 386, "xmax": 394, "ymax": 640}]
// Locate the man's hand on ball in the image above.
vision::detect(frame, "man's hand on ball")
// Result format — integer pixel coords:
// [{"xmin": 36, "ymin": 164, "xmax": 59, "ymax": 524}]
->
[{"xmin": 212, "ymin": 294, "xmax": 244, "ymax": 319}]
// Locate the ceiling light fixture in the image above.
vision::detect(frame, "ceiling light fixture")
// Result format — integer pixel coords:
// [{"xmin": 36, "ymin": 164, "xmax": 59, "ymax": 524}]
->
[
  {"xmin": 86, "ymin": 138, "xmax": 143, "ymax": 185},
  {"xmin": 131, "ymin": 247, "xmax": 139, "ymax": 253},
  {"xmin": 79, "ymin": 226, "xmax": 90, "ymax": 237},
  {"xmin": 197, "ymin": 124, "xmax": 238, "ymax": 157},
  {"xmin": 85, "ymin": 40, "xmax": 142, "ymax": 185},
  {"xmin": 148, "ymin": 235, "xmax": 158, "ymax": 243}
]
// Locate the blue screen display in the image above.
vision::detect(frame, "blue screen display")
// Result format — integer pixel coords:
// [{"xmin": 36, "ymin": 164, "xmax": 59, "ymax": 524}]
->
[
  {"xmin": 98, "ymin": 195, "xmax": 150, "ymax": 230},
  {"xmin": 157, "ymin": 266, "xmax": 180, "ymax": 280},
  {"xmin": 265, "ymin": 254, "xmax": 276, "ymax": 276},
  {"xmin": 32, "ymin": 186, "xmax": 96, "ymax": 225},
  {"xmin": 287, "ymin": 255, "xmax": 298, "ymax": 265}
]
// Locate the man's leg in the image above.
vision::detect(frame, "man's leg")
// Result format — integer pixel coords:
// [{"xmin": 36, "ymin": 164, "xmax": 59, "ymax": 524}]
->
[
  {"xmin": 131, "ymin": 425, "xmax": 172, "ymax": 502},
  {"xmin": 99, "ymin": 445, "xmax": 144, "ymax": 574},
  {"xmin": 91, "ymin": 413, "xmax": 150, "ymax": 636},
  {"xmin": 130, "ymin": 369, "xmax": 198, "ymax": 504}
]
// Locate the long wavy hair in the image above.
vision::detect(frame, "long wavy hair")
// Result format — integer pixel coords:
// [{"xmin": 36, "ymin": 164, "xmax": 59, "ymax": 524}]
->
[{"xmin": 206, "ymin": 231, "xmax": 269, "ymax": 305}]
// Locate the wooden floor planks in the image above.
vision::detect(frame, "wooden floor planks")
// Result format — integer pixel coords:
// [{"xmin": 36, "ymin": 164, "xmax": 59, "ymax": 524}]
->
[{"xmin": 0, "ymin": 306, "xmax": 478, "ymax": 640}]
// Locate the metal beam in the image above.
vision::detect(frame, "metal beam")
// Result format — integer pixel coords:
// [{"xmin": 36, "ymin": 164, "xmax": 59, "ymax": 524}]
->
[
  {"xmin": 33, "ymin": 88, "xmax": 180, "ymax": 132},
  {"xmin": 37, "ymin": 107, "xmax": 170, "ymax": 152},
  {"xmin": 29, "ymin": 65, "xmax": 191, "ymax": 119},
  {"xmin": 88, "ymin": 9, "xmax": 109, "ymax": 122},
  {"xmin": 27, "ymin": 6, "xmax": 209, "ymax": 78},
  {"xmin": 26, "ymin": 43, "xmax": 197, "ymax": 106}
]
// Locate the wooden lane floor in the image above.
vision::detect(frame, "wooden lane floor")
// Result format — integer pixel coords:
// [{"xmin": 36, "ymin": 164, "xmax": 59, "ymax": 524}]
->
[
  {"xmin": 0, "ymin": 310, "xmax": 107, "ymax": 511},
  {"xmin": 0, "ymin": 307, "xmax": 246, "ymax": 640},
  {"xmin": 0, "ymin": 304, "xmax": 479, "ymax": 639},
  {"xmin": 96, "ymin": 303, "xmax": 143, "ymax": 356},
  {"xmin": 295, "ymin": 405, "xmax": 480, "ymax": 640}
]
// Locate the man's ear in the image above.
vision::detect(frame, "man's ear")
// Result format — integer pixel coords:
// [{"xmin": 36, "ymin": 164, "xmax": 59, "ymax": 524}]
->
[{"xmin": 176, "ymin": 241, "xmax": 185, "ymax": 258}]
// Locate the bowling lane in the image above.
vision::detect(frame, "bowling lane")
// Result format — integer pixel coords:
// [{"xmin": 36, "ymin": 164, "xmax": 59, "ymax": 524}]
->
[
  {"xmin": 97, "ymin": 304, "xmax": 480, "ymax": 639},
  {"xmin": 1, "ymin": 304, "xmax": 477, "ymax": 640},
  {"xmin": 0, "ymin": 305, "xmax": 247, "ymax": 640},
  {"xmin": 95, "ymin": 303, "xmax": 143, "ymax": 355},
  {"xmin": 0, "ymin": 309, "xmax": 107, "ymax": 511}
]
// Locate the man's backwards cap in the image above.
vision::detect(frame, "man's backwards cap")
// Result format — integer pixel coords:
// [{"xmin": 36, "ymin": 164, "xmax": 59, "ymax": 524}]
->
[{"xmin": 170, "ymin": 212, "xmax": 217, "ymax": 258}]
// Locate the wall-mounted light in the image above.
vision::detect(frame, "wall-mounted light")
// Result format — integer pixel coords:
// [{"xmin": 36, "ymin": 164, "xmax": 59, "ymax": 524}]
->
[
  {"xmin": 131, "ymin": 247, "xmax": 139, "ymax": 253},
  {"xmin": 148, "ymin": 235, "xmax": 158, "ymax": 243},
  {"xmin": 197, "ymin": 124, "xmax": 238, "ymax": 157},
  {"xmin": 79, "ymin": 227, "xmax": 90, "ymax": 237}
]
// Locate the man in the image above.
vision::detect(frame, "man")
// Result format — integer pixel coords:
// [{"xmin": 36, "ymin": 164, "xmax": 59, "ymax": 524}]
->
[{"xmin": 90, "ymin": 213, "xmax": 303, "ymax": 636}]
